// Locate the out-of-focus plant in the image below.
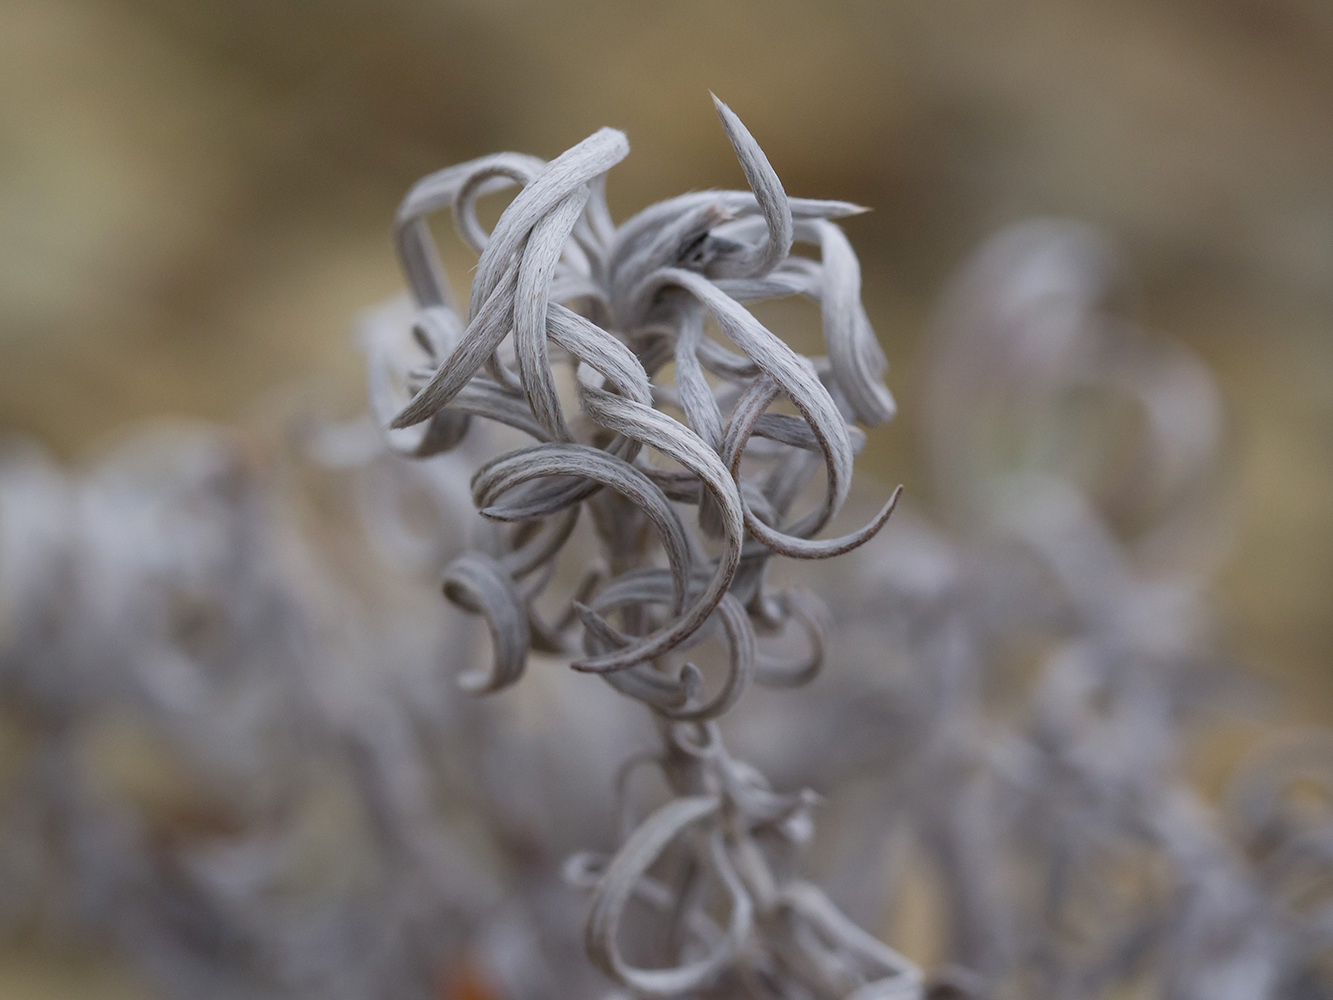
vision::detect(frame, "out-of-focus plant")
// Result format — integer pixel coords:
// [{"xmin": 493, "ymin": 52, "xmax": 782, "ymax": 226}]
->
[
  {"xmin": 771, "ymin": 220, "xmax": 1333, "ymax": 1000},
  {"xmin": 0, "ymin": 102, "xmax": 1331, "ymax": 1000}
]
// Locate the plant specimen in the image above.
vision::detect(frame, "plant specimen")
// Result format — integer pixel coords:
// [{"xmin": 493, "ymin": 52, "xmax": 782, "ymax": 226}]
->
[{"xmin": 365, "ymin": 95, "xmax": 918, "ymax": 999}]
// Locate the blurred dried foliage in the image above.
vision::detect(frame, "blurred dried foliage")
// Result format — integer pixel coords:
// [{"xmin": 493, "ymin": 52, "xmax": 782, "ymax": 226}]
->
[{"xmin": 2, "ymin": 0, "xmax": 1332, "ymax": 996}]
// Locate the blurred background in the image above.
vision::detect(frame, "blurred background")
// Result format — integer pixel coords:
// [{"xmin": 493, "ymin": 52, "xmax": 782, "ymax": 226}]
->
[{"xmin": 2, "ymin": 0, "xmax": 1331, "ymax": 993}]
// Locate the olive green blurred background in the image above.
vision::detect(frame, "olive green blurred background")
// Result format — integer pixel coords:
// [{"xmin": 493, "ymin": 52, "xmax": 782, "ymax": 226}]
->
[{"xmin": 2, "ymin": 0, "xmax": 1331, "ymax": 993}]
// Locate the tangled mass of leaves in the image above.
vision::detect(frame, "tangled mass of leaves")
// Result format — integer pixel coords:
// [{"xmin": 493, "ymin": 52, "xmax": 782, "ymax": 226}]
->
[{"xmin": 1, "ymin": 99, "xmax": 1331, "ymax": 1000}]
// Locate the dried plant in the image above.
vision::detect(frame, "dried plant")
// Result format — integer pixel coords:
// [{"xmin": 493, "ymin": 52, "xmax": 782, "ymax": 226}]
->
[
  {"xmin": 1, "ymin": 101, "xmax": 1332, "ymax": 1000},
  {"xmin": 363, "ymin": 94, "xmax": 916, "ymax": 999}
]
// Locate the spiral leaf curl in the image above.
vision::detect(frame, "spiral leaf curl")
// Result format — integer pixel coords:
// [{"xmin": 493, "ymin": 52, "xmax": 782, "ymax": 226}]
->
[{"xmin": 370, "ymin": 96, "xmax": 913, "ymax": 998}]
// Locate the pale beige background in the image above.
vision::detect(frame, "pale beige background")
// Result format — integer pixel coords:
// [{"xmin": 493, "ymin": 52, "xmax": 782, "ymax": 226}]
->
[{"xmin": 2, "ymin": 1, "xmax": 1332, "ymax": 994}]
